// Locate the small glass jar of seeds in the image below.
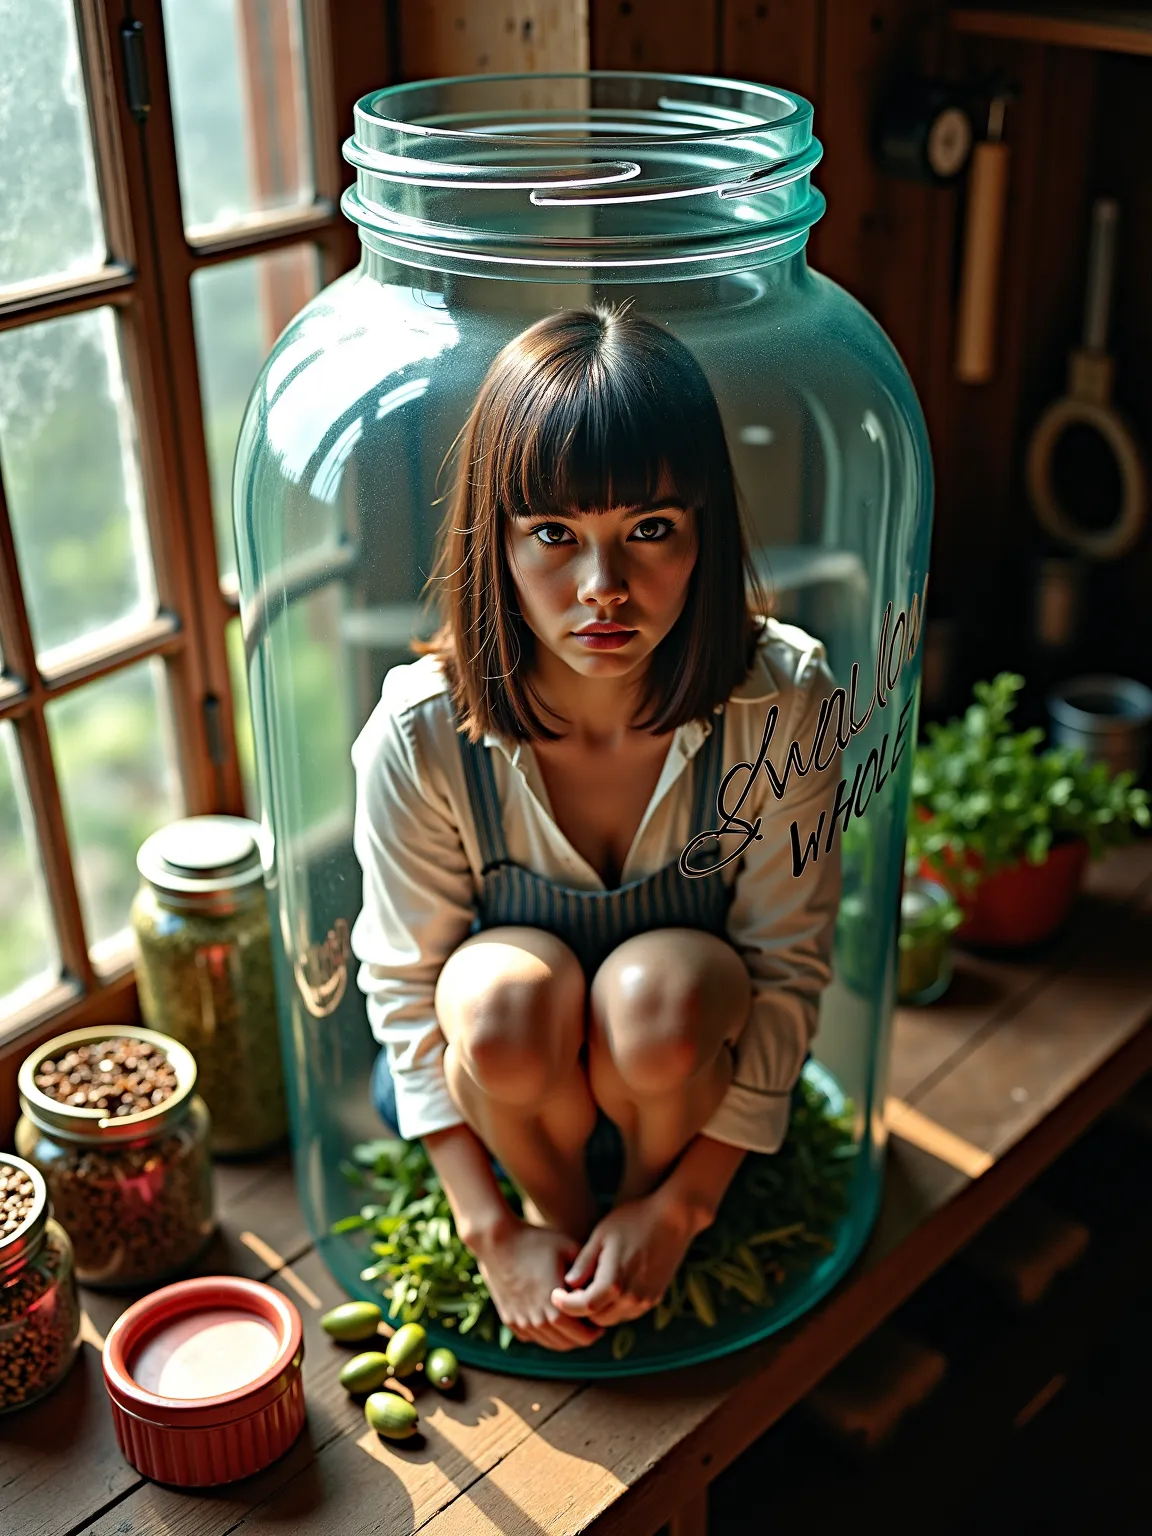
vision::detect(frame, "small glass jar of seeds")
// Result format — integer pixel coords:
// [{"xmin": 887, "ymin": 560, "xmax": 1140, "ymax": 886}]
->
[
  {"xmin": 15, "ymin": 1027, "xmax": 215, "ymax": 1290},
  {"xmin": 0, "ymin": 1153, "xmax": 81, "ymax": 1413},
  {"xmin": 130, "ymin": 815, "xmax": 287, "ymax": 1157}
]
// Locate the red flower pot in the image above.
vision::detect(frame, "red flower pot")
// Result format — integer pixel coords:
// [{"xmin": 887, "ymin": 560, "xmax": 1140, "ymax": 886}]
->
[{"xmin": 919, "ymin": 836, "xmax": 1089, "ymax": 950}]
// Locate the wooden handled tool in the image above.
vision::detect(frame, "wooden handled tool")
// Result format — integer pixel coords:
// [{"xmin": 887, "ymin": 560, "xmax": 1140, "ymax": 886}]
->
[{"xmin": 955, "ymin": 95, "xmax": 1011, "ymax": 384}]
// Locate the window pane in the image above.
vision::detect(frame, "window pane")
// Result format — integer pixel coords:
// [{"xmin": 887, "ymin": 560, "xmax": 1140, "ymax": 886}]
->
[
  {"xmin": 0, "ymin": 0, "xmax": 105, "ymax": 289},
  {"xmin": 0, "ymin": 309, "xmax": 157, "ymax": 663},
  {"xmin": 226, "ymin": 617, "xmax": 259, "ymax": 818},
  {"xmin": 191, "ymin": 246, "xmax": 320, "ymax": 582},
  {"xmin": 0, "ymin": 722, "xmax": 59, "ymax": 1015},
  {"xmin": 47, "ymin": 661, "xmax": 184, "ymax": 957},
  {"xmin": 165, "ymin": 0, "xmax": 314, "ymax": 235}
]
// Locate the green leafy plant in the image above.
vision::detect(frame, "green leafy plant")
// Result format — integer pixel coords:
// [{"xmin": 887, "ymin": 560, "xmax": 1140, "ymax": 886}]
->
[
  {"xmin": 331, "ymin": 1075, "xmax": 856, "ymax": 1357},
  {"xmin": 907, "ymin": 672, "xmax": 1150, "ymax": 890}
]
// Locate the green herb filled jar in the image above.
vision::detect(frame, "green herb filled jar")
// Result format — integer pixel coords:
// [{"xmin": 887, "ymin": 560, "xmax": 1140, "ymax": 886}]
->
[
  {"xmin": 15, "ymin": 1028, "xmax": 215, "ymax": 1290},
  {"xmin": 131, "ymin": 815, "xmax": 288, "ymax": 1157},
  {"xmin": 0, "ymin": 1155, "xmax": 81, "ymax": 1414}
]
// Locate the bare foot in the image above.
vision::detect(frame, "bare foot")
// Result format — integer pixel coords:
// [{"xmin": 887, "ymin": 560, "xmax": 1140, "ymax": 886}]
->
[{"xmin": 472, "ymin": 1219, "xmax": 606, "ymax": 1351}]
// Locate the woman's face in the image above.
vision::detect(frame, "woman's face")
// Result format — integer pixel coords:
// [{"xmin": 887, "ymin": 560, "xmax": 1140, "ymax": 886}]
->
[{"xmin": 503, "ymin": 468, "xmax": 699, "ymax": 687}]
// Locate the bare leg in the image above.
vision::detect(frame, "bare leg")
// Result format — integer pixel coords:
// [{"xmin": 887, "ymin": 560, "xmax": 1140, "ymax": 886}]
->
[
  {"xmin": 436, "ymin": 926, "xmax": 601, "ymax": 1244},
  {"xmin": 587, "ymin": 929, "xmax": 752, "ymax": 1205}
]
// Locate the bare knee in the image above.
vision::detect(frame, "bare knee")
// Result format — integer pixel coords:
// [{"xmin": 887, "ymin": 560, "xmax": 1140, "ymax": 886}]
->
[
  {"xmin": 591, "ymin": 931, "xmax": 748, "ymax": 1097},
  {"xmin": 437, "ymin": 927, "xmax": 586, "ymax": 1107}
]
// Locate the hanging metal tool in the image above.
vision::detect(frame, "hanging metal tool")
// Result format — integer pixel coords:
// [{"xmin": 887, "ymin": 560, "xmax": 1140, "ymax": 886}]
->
[{"xmin": 1025, "ymin": 197, "xmax": 1148, "ymax": 560}]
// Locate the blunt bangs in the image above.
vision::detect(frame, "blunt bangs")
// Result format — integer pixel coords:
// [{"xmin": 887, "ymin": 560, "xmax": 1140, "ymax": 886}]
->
[{"xmin": 495, "ymin": 320, "xmax": 718, "ymax": 524}]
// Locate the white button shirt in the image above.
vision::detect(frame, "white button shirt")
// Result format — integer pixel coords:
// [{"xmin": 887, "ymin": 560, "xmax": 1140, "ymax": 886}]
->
[{"xmin": 350, "ymin": 617, "xmax": 842, "ymax": 1156}]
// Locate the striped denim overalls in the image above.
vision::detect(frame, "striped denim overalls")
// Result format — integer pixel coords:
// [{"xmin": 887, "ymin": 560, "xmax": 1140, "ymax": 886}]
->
[{"xmin": 372, "ymin": 705, "xmax": 737, "ymax": 1199}]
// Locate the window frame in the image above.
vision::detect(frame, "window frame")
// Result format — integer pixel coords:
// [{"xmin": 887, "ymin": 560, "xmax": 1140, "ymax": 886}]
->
[{"xmin": 0, "ymin": 0, "xmax": 388, "ymax": 1115}]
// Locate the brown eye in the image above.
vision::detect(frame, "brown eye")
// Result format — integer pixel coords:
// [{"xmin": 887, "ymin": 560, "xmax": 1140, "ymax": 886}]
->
[
  {"xmin": 633, "ymin": 518, "xmax": 675, "ymax": 541},
  {"xmin": 529, "ymin": 523, "xmax": 571, "ymax": 547}
]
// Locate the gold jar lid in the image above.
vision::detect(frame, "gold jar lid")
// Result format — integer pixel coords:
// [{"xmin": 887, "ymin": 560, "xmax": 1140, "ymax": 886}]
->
[{"xmin": 18, "ymin": 1025, "xmax": 199, "ymax": 1146}]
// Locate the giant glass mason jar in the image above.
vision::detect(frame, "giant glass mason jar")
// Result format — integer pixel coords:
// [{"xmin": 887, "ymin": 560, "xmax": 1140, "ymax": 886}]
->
[{"xmin": 233, "ymin": 73, "xmax": 932, "ymax": 1378}]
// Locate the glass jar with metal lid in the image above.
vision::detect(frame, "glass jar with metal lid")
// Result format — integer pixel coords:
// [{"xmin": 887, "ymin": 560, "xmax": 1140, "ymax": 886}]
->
[
  {"xmin": 0, "ymin": 1153, "xmax": 81, "ymax": 1413},
  {"xmin": 130, "ymin": 814, "xmax": 288, "ymax": 1157},
  {"xmin": 15, "ymin": 1026, "xmax": 215, "ymax": 1289}
]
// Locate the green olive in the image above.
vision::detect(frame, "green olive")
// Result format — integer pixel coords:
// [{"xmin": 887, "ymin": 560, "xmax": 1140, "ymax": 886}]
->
[
  {"xmin": 384, "ymin": 1322, "xmax": 428, "ymax": 1378},
  {"xmin": 365, "ymin": 1390, "xmax": 419, "ymax": 1440},
  {"xmin": 320, "ymin": 1301, "xmax": 383, "ymax": 1342},
  {"xmin": 338, "ymin": 1351, "xmax": 392, "ymax": 1393},
  {"xmin": 424, "ymin": 1346, "xmax": 459, "ymax": 1390}
]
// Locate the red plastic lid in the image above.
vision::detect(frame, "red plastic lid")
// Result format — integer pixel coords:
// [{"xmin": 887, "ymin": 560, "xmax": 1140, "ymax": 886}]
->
[{"xmin": 103, "ymin": 1275, "xmax": 303, "ymax": 1430}]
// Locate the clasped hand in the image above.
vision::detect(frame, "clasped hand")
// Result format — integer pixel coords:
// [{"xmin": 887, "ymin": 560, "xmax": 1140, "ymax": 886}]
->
[{"xmin": 550, "ymin": 1186, "xmax": 698, "ymax": 1330}]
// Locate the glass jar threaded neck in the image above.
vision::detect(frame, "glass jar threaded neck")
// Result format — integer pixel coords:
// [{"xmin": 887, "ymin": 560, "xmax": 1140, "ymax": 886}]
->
[{"xmin": 342, "ymin": 71, "xmax": 825, "ymax": 280}]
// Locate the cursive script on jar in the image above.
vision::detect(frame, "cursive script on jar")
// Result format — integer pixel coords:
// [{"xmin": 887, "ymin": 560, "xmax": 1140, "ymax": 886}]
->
[{"xmin": 681, "ymin": 575, "xmax": 928, "ymax": 880}]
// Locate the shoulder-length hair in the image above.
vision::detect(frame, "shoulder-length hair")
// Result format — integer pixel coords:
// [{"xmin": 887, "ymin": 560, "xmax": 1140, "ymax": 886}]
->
[{"xmin": 409, "ymin": 302, "xmax": 771, "ymax": 744}]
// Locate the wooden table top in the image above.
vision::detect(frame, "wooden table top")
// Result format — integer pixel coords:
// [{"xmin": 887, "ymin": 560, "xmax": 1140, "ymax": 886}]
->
[{"xmin": 4, "ymin": 841, "xmax": 1152, "ymax": 1536}]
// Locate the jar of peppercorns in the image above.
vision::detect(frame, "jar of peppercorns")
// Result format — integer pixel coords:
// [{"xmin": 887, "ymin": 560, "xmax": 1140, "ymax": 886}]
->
[
  {"xmin": 15, "ymin": 1028, "xmax": 215, "ymax": 1290},
  {"xmin": 0, "ymin": 1153, "xmax": 81, "ymax": 1413},
  {"xmin": 131, "ymin": 815, "xmax": 288, "ymax": 1157}
]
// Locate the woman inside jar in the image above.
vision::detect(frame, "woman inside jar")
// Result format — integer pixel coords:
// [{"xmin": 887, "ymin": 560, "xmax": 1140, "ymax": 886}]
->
[{"xmin": 349, "ymin": 303, "xmax": 842, "ymax": 1351}]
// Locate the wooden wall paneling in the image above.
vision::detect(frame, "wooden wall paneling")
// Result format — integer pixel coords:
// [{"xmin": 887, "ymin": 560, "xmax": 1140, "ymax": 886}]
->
[
  {"xmin": 720, "ymin": 0, "xmax": 821, "ymax": 101},
  {"xmin": 812, "ymin": 1, "xmax": 945, "ymax": 386},
  {"xmin": 1010, "ymin": 46, "xmax": 1101, "ymax": 671},
  {"xmin": 328, "ymin": 0, "xmax": 394, "ymax": 274},
  {"xmin": 398, "ymin": 0, "xmax": 589, "ymax": 78},
  {"xmin": 928, "ymin": 37, "xmax": 1059, "ymax": 693},
  {"xmin": 1076, "ymin": 51, "xmax": 1152, "ymax": 684},
  {"xmin": 590, "ymin": 0, "xmax": 717, "ymax": 72}
]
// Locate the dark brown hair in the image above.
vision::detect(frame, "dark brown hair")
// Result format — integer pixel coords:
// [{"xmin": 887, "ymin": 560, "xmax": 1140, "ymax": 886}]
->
[{"xmin": 409, "ymin": 303, "xmax": 771, "ymax": 744}]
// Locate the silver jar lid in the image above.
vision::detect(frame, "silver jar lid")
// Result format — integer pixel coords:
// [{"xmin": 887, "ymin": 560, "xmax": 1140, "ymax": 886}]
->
[
  {"xmin": 18, "ymin": 1025, "xmax": 199, "ymax": 1145},
  {"xmin": 901, "ymin": 876, "xmax": 954, "ymax": 929},
  {"xmin": 0, "ymin": 1153, "xmax": 48, "ymax": 1277},
  {"xmin": 137, "ymin": 815, "xmax": 265, "ymax": 907}
]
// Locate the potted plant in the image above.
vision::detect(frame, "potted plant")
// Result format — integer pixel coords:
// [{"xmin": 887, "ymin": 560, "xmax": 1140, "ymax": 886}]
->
[{"xmin": 907, "ymin": 673, "xmax": 1150, "ymax": 949}]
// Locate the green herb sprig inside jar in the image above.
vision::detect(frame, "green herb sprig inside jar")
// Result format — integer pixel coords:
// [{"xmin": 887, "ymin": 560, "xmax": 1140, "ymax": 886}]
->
[
  {"xmin": 0, "ymin": 1154, "xmax": 81, "ymax": 1413},
  {"xmin": 131, "ymin": 815, "xmax": 287, "ymax": 1158},
  {"xmin": 15, "ymin": 1028, "xmax": 215, "ymax": 1289}
]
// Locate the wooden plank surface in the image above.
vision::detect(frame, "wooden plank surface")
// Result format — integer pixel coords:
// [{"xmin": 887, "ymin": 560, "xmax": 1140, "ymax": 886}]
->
[
  {"xmin": 0, "ymin": 1151, "xmax": 303, "ymax": 1536},
  {"xmin": 889, "ymin": 842, "xmax": 1152, "ymax": 1102},
  {"xmin": 6, "ymin": 842, "xmax": 1151, "ymax": 1536}
]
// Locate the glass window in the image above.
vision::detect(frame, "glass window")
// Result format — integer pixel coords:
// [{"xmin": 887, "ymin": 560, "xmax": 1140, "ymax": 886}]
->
[
  {"xmin": 165, "ymin": 0, "xmax": 314, "ymax": 235},
  {"xmin": 0, "ymin": 722, "xmax": 60, "ymax": 1013},
  {"xmin": 0, "ymin": 309, "xmax": 157, "ymax": 665},
  {"xmin": 47, "ymin": 661, "xmax": 184, "ymax": 960},
  {"xmin": 191, "ymin": 245, "xmax": 320, "ymax": 581},
  {"xmin": 0, "ymin": 0, "xmax": 105, "ymax": 290}
]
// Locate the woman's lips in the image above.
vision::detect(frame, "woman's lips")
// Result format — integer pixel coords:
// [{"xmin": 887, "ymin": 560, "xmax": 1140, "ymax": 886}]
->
[{"xmin": 573, "ymin": 629, "xmax": 636, "ymax": 650}]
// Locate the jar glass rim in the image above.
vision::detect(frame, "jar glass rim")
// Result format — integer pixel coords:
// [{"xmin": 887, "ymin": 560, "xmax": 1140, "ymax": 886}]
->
[{"xmin": 359, "ymin": 70, "xmax": 809, "ymax": 146}]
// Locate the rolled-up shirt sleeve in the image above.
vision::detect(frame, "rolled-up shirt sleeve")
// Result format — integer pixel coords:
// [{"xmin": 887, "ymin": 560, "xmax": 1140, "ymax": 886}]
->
[
  {"xmin": 700, "ymin": 647, "xmax": 843, "ymax": 1155},
  {"xmin": 349, "ymin": 690, "xmax": 476, "ymax": 1141}
]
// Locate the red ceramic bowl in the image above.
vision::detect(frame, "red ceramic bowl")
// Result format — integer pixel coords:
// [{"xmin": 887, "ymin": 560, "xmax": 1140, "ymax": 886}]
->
[{"xmin": 102, "ymin": 1275, "xmax": 305, "ymax": 1486}]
